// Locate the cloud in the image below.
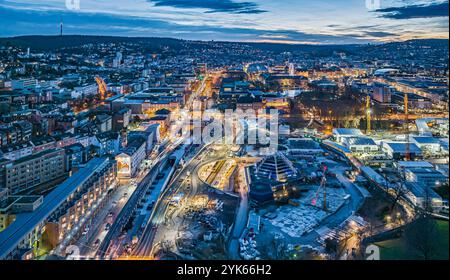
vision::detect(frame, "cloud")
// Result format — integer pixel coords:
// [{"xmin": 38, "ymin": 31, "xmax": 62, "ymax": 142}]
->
[
  {"xmin": 0, "ymin": 1, "xmax": 446, "ymax": 43},
  {"xmin": 364, "ymin": 31, "xmax": 397, "ymax": 37},
  {"xmin": 374, "ymin": 1, "xmax": 449, "ymax": 19},
  {"xmin": 0, "ymin": 5, "xmax": 373, "ymax": 44},
  {"xmin": 149, "ymin": 0, "xmax": 266, "ymax": 14}
]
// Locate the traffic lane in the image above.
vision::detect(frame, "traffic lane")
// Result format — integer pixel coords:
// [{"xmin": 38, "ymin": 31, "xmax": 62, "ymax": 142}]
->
[{"xmin": 76, "ymin": 186, "xmax": 131, "ymax": 256}]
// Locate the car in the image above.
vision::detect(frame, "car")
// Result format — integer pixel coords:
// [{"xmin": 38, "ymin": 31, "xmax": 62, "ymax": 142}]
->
[
  {"xmin": 94, "ymin": 239, "xmax": 101, "ymax": 247},
  {"xmin": 105, "ymin": 223, "xmax": 111, "ymax": 231}
]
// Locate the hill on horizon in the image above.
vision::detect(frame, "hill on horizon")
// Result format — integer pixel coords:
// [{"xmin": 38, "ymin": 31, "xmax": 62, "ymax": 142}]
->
[{"xmin": 0, "ymin": 35, "xmax": 448, "ymax": 54}]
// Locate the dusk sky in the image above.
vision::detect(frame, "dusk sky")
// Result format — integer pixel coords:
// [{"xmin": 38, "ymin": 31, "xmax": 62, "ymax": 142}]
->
[{"xmin": 0, "ymin": 0, "xmax": 448, "ymax": 44}]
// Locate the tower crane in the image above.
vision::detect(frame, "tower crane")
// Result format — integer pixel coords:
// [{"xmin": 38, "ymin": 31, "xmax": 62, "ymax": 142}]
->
[
  {"xmin": 404, "ymin": 93, "xmax": 411, "ymax": 161},
  {"xmin": 366, "ymin": 95, "xmax": 372, "ymax": 134},
  {"xmin": 312, "ymin": 165, "xmax": 328, "ymax": 211}
]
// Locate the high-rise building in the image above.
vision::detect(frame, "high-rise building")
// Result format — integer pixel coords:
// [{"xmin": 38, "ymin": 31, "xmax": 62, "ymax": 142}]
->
[
  {"xmin": 0, "ymin": 157, "xmax": 117, "ymax": 260},
  {"xmin": 372, "ymin": 84, "xmax": 392, "ymax": 104},
  {"xmin": 0, "ymin": 149, "xmax": 67, "ymax": 195}
]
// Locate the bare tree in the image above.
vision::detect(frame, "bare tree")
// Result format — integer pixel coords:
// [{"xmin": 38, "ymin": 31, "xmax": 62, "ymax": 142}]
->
[
  {"xmin": 421, "ymin": 185, "xmax": 434, "ymax": 215},
  {"xmin": 404, "ymin": 217, "xmax": 439, "ymax": 260},
  {"xmin": 324, "ymin": 237, "xmax": 352, "ymax": 260},
  {"xmin": 390, "ymin": 173, "xmax": 407, "ymax": 213}
]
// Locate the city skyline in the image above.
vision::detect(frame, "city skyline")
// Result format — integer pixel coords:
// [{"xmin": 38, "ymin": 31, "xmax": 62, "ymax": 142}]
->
[
  {"xmin": 0, "ymin": 0, "xmax": 449, "ymax": 44},
  {"xmin": 0, "ymin": 0, "xmax": 448, "ymax": 264}
]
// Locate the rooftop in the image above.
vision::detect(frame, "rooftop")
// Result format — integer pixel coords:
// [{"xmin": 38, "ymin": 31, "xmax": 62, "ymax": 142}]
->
[
  {"xmin": 396, "ymin": 161, "xmax": 433, "ymax": 169},
  {"xmin": 412, "ymin": 136, "xmax": 441, "ymax": 145},
  {"xmin": 0, "ymin": 157, "xmax": 110, "ymax": 259},
  {"xmin": 288, "ymin": 138, "xmax": 321, "ymax": 150},
  {"xmin": 8, "ymin": 148, "xmax": 63, "ymax": 166},
  {"xmin": 344, "ymin": 137, "xmax": 377, "ymax": 146},
  {"xmin": 384, "ymin": 142, "xmax": 422, "ymax": 154},
  {"xmin": 333, "ymin": 128, "xmax": 364, "ymax": 136}
]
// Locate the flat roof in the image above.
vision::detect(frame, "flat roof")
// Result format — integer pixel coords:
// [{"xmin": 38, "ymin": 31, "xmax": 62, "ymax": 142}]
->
[
  {"xmin": 407, "ymin": 182, "xmax": 441, "ymax": 199},
  {"xmin": 288, "ymin": 138, "xmax": 321, "ymax": 150},
  {"xmin": 0, "ymin": 157, "xmax": 109, "ymax": 259},
  {"xmin": 9, "ymin": 148, "xmax": 63, "ymax": 166},
  {"xmin": 406, "ymin": 168, "xmax": 447, "ymax": 178},
  {"xmin": 412, "ymin": 136, "xmax": 441, "ymax": 145},
  {"xmin": 396, "ymin": 161, "xmax": 433, "ymax": 169},
  {"xmin": 345, "ymin": 137, "xmax": 377, "ymax": 146},
  {"xmin": 333, "ymin": 128, "xmax": 364, "ymax": 136},
  {"xmin": 360, "ymin": 166, "xmax": 388, "ymax": 186},
  {"xmin": 14, "ymin": 196, "xmax": 42, "ymax": 204},
  {"xmin": 384, "ymin": 142, "xmax": 422, "ymax": 153}
]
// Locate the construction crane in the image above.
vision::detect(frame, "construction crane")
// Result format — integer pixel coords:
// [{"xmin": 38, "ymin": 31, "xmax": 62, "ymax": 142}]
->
[
  {"xmin": 366, "ymin": 95, "xmax": 372, "ymax": 134},
  {"xmin": 95, "ymin": 75, "xmax": 108, "ymax": 100},
  {"xmin": 404, "ymin": 93, "xmax": 411, "ymax": 161},
  {"xmin": 312, "ymin": 165, "xmax": 328, "ymax": 211}
]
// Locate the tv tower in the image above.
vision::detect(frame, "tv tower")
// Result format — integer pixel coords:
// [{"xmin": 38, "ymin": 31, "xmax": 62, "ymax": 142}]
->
[{"xmin": 60, "ymin": 18, "xmax": 63, "ymax": 36}]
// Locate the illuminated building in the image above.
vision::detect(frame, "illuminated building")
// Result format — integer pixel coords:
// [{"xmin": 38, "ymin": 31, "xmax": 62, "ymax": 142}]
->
[
  {"xmin": 255, "ymin": 153, "xmax": 297, "ymax": 183},
  {"xmin": 116, "ymin": 138, "xmax": 146, "ymax": 179},
  {"xmin": 372, "ymin": 84, "xmax": 392, "ymax": 104},
  {"xmin": 249, "ymin": 153, "xmax": 299, "ymax": 206},
  {"xmin": 381, "ymin": 142, "xmax": 422, "ymax": 160},
  {"xmin": 342, "ymin": 137, "xmax": 379, "ymax": 153},
  {"xmin": 332, "ymin": 128, "xmax": 364, "ymax": 144},
  {"xmin": 236, "ymin": 95, "xmax": 263, "ymax": 111},
  {"xmin": 128, "ymin": 124, "xmax": 159, "ymax": 154},
  {"xmin": 0, "ymin": 149, "xmax": 67, "ymax": 195},
  {"xmin": 287, "ymin": 138, "xmax": 324, "ymax": 156},
  {"xmin": 72, "ymin": 84, "xmax": 99, "ymax": 98},
  {"xmin": 10, "ymin": 79, "xmax": 37, "ymax": 91},
  {"xmin": 404, "ymin": 182, "xmax": 444, "ymax": 211},
  {"xmin": 412, "ymin": 136, "xmax": 442, "ymax": 154},
  {"xmin": 94, "ymin": 114, "xmax": 113, "ymax": 133},
  {"xmin": 0, "ymin": 142, "xmax": 34, "ymax": 161},
  {"xmin": 0, "ymin": 157, "xmax": 117, "ymax": 260},
  {"xmin": 263, "ymin": 96, "xmax": 291, "ymax": 113},
  {"xmin": 262, "ymin": 74, "xmax": 308, "ymax": 91},
  {"xmin": 112, "ymin": 108, "xmax": 132, "ymax": 132}
]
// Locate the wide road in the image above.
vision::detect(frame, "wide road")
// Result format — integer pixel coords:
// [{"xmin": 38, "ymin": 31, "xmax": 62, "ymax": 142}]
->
[
  {"xmin": 228, "ymin": 166, "xmax": 249, "ymax": 260},
  {"xmin": 133, "ymin": 145, "xmax": 231, "ymax": 258}
]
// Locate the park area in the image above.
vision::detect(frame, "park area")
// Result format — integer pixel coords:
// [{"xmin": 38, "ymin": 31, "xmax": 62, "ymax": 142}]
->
[{"xmin": 375, "ymin": 220, "xmax": 449, "ymax": 260}]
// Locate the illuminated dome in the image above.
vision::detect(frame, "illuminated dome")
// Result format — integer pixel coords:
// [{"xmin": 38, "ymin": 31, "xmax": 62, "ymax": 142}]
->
[{"xmin": 246, "ymin": 63, "xmax": 268, "ymax": 74}]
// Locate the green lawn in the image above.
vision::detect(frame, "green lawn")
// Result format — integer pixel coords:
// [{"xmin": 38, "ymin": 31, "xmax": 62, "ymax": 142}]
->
[{"xmin": 375, "ymin": 220, "xmax": 449, "ymax": 260}]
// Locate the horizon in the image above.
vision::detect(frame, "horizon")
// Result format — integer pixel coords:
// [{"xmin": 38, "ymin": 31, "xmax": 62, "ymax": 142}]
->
[
  {"xmin": 1, "ymin": 34, "xmax": 448, "ymax": 47},
  {"xmin": 0, "ymin": 0, "xmax": 448, "ymax": 45}
]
